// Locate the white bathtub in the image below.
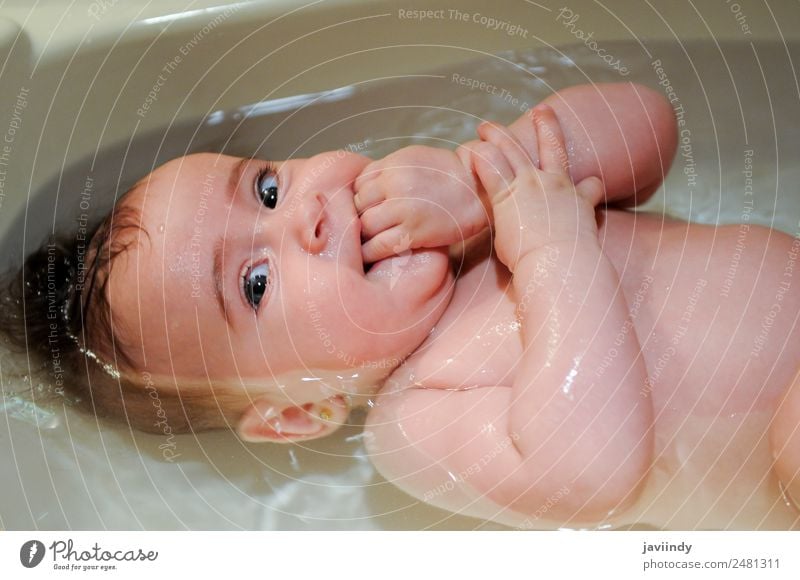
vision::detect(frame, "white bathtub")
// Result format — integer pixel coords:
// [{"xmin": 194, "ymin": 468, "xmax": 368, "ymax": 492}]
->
[{"xmin": 1, "ymin": 0, "xmax": 799, "ymax": 530}]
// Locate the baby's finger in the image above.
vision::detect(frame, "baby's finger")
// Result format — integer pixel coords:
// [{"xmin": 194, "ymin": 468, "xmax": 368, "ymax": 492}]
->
[
  {"xmin": 354, "ymin": 179, "xmax": 385, "ymax": 214},
  {"xmin": 354, "ymin": 161, "xmax": 381, "ymax": 193},
  {"xmin": 477, "ymin": 121, "xmax": 533, "ymax": 175},
  {"xmin": 361, "ymin": 226, "xmax": 408, "ymax": 264},
  {"xmin": 470, "ymin": 141, "xmax": 514, "ymax": 199},
  {"xmin": 532, "ymin": 104, "xmax": 569, "ymax": 175},
  {"xmin": 575, "ymin": 176, "xmax": 605, "ymax": 207},
  {"xmin": 358, "ymin": 202, "xmax": 402, "ymax": 241}
]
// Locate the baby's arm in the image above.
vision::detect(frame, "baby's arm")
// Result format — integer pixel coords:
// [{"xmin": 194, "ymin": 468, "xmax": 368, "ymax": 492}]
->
[{"xmin": 365, "ymin": 108, "xmax": 654, "ymax": 524}]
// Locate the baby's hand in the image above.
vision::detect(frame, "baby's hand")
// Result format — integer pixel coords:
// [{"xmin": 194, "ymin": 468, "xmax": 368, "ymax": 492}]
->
[
  {"xmin": 472, "ymin": 105, "xmax": 604, "ymax": 271},
  {"xmin": 354, "ymin": 145, "xmax": 488, "ymax": 264}
]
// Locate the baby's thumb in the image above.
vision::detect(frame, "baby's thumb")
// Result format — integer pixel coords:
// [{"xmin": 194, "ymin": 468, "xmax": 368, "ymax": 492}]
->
[{"xmin": 575, "ymin": 176, "xmax": 605, "ymax": 207}]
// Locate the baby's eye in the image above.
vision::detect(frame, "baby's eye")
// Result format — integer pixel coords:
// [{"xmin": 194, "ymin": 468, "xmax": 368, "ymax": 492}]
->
[
  {"xmin": 255, "ymin": 164, "xmax": 279, "ymax": 209},
  {"xmin": 243, "ymin": 262, "xmax": 270, "ymax": 310}
]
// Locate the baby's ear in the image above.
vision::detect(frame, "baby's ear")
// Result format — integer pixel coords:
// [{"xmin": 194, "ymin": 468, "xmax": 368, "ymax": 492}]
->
[{"xmin": 236, "ymin": 394, "xmax": 350, "ymax": 444}]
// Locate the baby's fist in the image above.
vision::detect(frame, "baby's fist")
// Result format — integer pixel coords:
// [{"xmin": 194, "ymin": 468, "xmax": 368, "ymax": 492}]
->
[{"xmin": 354, "ymin": 146, "xmax": 488, "ymax": 264}]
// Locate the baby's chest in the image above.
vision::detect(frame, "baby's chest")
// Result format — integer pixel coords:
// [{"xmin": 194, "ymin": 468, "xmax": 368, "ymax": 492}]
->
[{"xmin": 389, "ymin": 253, "xmax": 523, "ymax": 390}]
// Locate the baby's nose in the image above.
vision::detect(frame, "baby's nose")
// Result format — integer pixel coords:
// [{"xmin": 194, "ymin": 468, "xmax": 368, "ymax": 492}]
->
[{"xmin": 296, "ymin": 192, "xmax": 327, "ymax": 254}]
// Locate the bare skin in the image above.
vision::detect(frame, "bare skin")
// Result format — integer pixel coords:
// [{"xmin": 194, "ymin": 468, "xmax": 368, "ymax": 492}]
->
[
  {"xmin": 100, "ymin": 82, "xmax": 800, "ymax": 527},
  {"xmin": 359, "ymin": 100, "xmax": 800, "ymax": 528},
  {"xmin": 364, "ymin": 191, "xmax": 800, "ymax": 528}
]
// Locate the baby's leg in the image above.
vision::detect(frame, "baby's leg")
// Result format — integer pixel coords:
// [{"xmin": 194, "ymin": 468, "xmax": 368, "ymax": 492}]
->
[
  {"xmin": 458, "ymin": 83, "xmax": 677, "ymax": 206},
  {"xmin": 517, "ymin": 83, "xmax": 677, "ymax": 205}
]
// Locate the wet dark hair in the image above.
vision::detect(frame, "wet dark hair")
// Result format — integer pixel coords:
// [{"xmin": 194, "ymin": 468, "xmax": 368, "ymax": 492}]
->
[{"xmin": 1, "ymin": 196, "xmax": 238, "ymax": 435}]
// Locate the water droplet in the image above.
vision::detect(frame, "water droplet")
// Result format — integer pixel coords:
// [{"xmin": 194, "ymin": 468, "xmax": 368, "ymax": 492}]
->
[{"xmin": 158, "ymin": 223, "xmax": 165, "ymax": 234}]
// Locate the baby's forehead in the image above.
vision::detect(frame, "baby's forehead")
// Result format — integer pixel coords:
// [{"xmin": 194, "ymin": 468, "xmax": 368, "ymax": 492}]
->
[
  {"xmin": 82, "ymin": 153, "xmax": 251, "ymax": 373},
  {"xmin": 137, "ymin": 153, "xmax": 227, "ymax": 192},
  {"xmin": 119, "ymin": 154, "xmax": 225, "ymax": 226}
]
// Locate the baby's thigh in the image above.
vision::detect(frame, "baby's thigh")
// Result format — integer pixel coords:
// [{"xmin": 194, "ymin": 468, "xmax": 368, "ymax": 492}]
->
[
  {"xmin": 749, "ymin": 226, "xmax": 800, "ymax": 356},
  {"xmin": 706, "ymin": 225, "xmax": 800, "ymax": 395}
]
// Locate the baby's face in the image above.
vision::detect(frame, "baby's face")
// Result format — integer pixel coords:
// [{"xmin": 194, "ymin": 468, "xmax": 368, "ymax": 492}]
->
[{"xmin": 105, "ymin": 152, "xmax": 453, "ymax": 400}]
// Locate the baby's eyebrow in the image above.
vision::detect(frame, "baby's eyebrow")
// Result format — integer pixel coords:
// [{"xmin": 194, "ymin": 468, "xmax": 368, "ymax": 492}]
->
[
  {"xmin": 226, "ymin": 156, "xmax": 254, "ymax": 204},
  {"xmin": 212, "ymin": 237, "xmax": 231, "ymax": 327}
]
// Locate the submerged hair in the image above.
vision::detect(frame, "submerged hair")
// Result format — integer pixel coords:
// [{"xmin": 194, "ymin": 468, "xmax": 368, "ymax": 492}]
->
[{"xmin": 1, "ymin": 194, "xmax": 238, "ymax": 435}]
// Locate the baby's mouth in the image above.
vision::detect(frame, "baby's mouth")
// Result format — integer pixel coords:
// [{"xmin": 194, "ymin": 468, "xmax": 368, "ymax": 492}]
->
[{"xmin": 356, "ymin": 220, "xmax": 398, "ymax": 277}]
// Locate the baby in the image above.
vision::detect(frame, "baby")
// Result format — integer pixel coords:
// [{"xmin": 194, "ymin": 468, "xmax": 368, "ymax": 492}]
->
[{"xmin": 7, "ymin": 82, "xmax": 799, "ymax": 529}]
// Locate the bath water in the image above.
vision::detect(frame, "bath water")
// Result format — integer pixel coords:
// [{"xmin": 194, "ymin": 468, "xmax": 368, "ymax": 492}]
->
[{"xmin": 2, "ymin": 40, "xmax": 799, "ymax": 529}]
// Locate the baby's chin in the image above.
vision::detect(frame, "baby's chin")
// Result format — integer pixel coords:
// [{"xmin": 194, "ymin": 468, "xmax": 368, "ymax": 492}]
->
[{"xmin": 363, "ymin": 247, "xmax": 453, "ymax": 307}]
